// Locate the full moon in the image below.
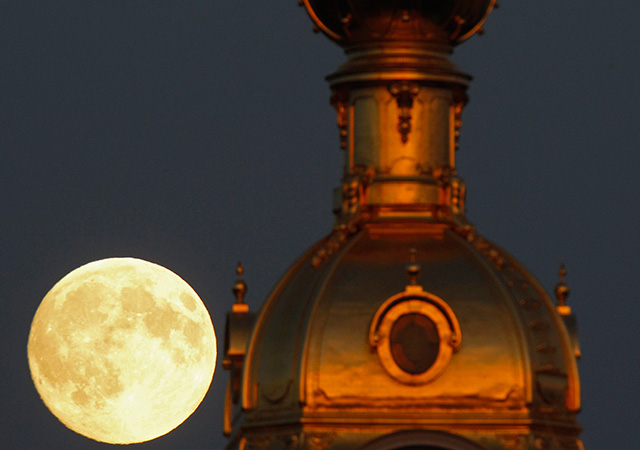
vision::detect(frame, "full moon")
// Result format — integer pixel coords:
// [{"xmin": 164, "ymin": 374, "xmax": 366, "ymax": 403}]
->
[{"xmin": 27, "ymin": 258, "xmax": 217, "ymax": 445}]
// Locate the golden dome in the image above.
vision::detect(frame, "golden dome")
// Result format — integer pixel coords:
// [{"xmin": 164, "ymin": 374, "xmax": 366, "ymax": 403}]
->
[{"xmin": 227, "ymin": 221, "xmax": 581, "ymax": 449}]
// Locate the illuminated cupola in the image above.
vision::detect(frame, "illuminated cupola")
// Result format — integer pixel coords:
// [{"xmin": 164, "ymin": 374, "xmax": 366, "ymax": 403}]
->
[{"xmin": 223, "ymin": 2, "xmax": 584, "ymax": 450}]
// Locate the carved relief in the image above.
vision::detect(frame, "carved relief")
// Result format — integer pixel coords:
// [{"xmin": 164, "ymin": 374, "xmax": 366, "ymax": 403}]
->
[
  {"xmin": 449, "ymin": 176, "xmax": 466, "ymax": 215},
  {"xmin": 436, "ymin": 166, "xmax": 466, "ymax": 219},
  {"xmin": 389, "ymin": 82, "xmax": 420, "ymax": 143},
  {"xmin": 330, "ymin": 90, "xmax": 349, "ymax": 150},
  {"xmin": 369, "ymin": 284, "xmax": 462, "ymax": 385},
  {"xmin": 312, "ymin": 168, "xmax": 373, "ymax": 268},
  {"xmin": 454, "ymin": 225, "xmax": 506, "ymax": 271},
  {"xmin": 452, "ymin": 90, "xmax": 468, "ymax": 150},
  {"xmin": 454, "ymin": 225, "xmax": 578, "ymax": 413}
]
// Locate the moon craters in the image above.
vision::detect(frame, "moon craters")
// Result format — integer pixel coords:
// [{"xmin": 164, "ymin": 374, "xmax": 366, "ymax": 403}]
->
[{"xmin": 27, "ymin": 258, "xmax": 216, "ymax": 444}]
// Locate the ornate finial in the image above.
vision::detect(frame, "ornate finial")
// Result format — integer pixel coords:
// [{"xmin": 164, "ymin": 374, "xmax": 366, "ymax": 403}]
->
[
  {"xmin": 406, "ymin": 248, "xmax": 421, "ymax": 285},
  {"xmin": 232, "ymin": 262, "xmax": 249, "ymax": 313},
  {"xmin": 554, "ymin": 264, "xmax": 571, "ymax": 316}
]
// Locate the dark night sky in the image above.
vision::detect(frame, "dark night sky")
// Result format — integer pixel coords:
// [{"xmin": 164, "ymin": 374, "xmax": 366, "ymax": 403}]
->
[{"xmin": 1, "ymin": 2, "xmax": 638, "ymax": 449}]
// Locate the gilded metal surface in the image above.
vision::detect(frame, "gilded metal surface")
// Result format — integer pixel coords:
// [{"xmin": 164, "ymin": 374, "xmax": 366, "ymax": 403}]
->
[
  {"xmin": 224, "ymin": 1, "xmax": 583, "ymax": 449},
  {"xmin": 224, "ymin": 263, "xmax": 256, "ymax": 436},
  {"xmin": 324, "ymin": 43, "xmax": 471, "ymax": 229},
  {"xmin": 368, "ymin": 287, "xmax": 462, "ymax": 385},
  {"xmin": 227, "ymin": 225, "xmax": 581, "ymax": 443},
  {"xmin": 224, "ymin": 216, "xmax": 583, "ymax": 448},
  {"xmin": 328, "ymin": 79, "xmax": 467, "ymax": 214},
  {"xmin": 554, "ymin": 266, "xmax": 581, "ymax": 360},
  {"xmin": 388, "ymin": 82, "xmax": 420, "ymax": 143},
  {"xmin": 305, "ymin": 228, "xmax": 528, "ymax": 409}
]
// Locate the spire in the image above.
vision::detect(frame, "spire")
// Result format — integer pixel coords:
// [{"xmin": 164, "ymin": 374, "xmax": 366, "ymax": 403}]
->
[
  {"xmin": 232, "ymin": 262, "xmax": 249, "ymax": 313},
  {"xmin": 406, "ymin": 248, "xmax": 420, "ymax": 286},
  {"xmin": 555, "ymin": 264, "xmax": 571, "ymax": 316}
]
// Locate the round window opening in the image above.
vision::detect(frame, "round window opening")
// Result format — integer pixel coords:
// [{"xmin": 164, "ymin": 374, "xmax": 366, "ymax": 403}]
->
[
  {"xmin": 390, "ymin": 313, "xmax": 440, "ymax": 374},
  {"xmin": 369, "ymin": 292, "xmax": 461, "ymax": 385}
]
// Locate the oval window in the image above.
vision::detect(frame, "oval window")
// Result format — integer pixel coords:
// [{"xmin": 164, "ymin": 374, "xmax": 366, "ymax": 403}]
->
[
  {"xmin": 369, "ymin": 293, "xmax": 461, "ymax": 385},
  {"xmin": 390, "ymin": 313, "xmax": 440, "ymax": 374}
]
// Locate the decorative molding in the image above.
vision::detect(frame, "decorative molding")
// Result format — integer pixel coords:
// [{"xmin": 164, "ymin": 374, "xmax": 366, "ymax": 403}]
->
[
  {"xmin": 313, "ymin": 168, "xmax": 373, "ymax": 268},
  {"xmin": 330, "ymin": 90, "xmax": 349, "ymax": 150},
  {"xmin": 454, "ymin": 225, "xmax": 506, "ymax": 271},
  {"xmin": 369, "ymin": 285, "xmax": 461, "ymax": 385},
  {"xmin": 529, "ymin": 319, "xmax": 550, "ymax": 331},
  {"xmin": 389, "ymin": 82, "xmax": 419, "ymax": 143},
  {"xmin": 536, "ymin": 343, "xmax": 557, "ymax": 354},
  {"xmin": 453, "ymin": 89, "xmax": 468, "ymax": 151},
  {"xmin": 305, "ymin": 432, "xmax": 337, "ymax": 450},
  {"xmin": 436, "ymin": 166, "xmax": 466, "ymax": 219},
  {"xmin": 520, "ymin": 298, "xmax": 542, "ymax": 311}
]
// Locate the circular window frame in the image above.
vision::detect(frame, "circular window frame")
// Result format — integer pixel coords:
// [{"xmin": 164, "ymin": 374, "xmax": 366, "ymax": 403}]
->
[{"xmin": 369, "ymin": 287, "xmax": 461, "ymax": 385}]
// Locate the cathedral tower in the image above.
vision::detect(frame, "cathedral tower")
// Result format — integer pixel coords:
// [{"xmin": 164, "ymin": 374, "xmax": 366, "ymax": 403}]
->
[{"xmin": 223, "ymin": 2, "xmax": 583, "ymax": 449}]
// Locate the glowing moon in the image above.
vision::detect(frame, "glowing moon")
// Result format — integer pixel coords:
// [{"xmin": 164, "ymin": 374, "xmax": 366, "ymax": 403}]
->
[{"xmin": 27, "ymin": 258, "xmax": 217, "ymax": 444}]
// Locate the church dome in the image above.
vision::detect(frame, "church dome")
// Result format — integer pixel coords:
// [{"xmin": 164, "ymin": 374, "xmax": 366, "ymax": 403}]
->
[
  {"xmin": 223, "ymin": 2, "xmax": 583, "ymax": 449},
  {"xmin": 234, "ymin": 221, "xmax": 580, "ymax": 449}
]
